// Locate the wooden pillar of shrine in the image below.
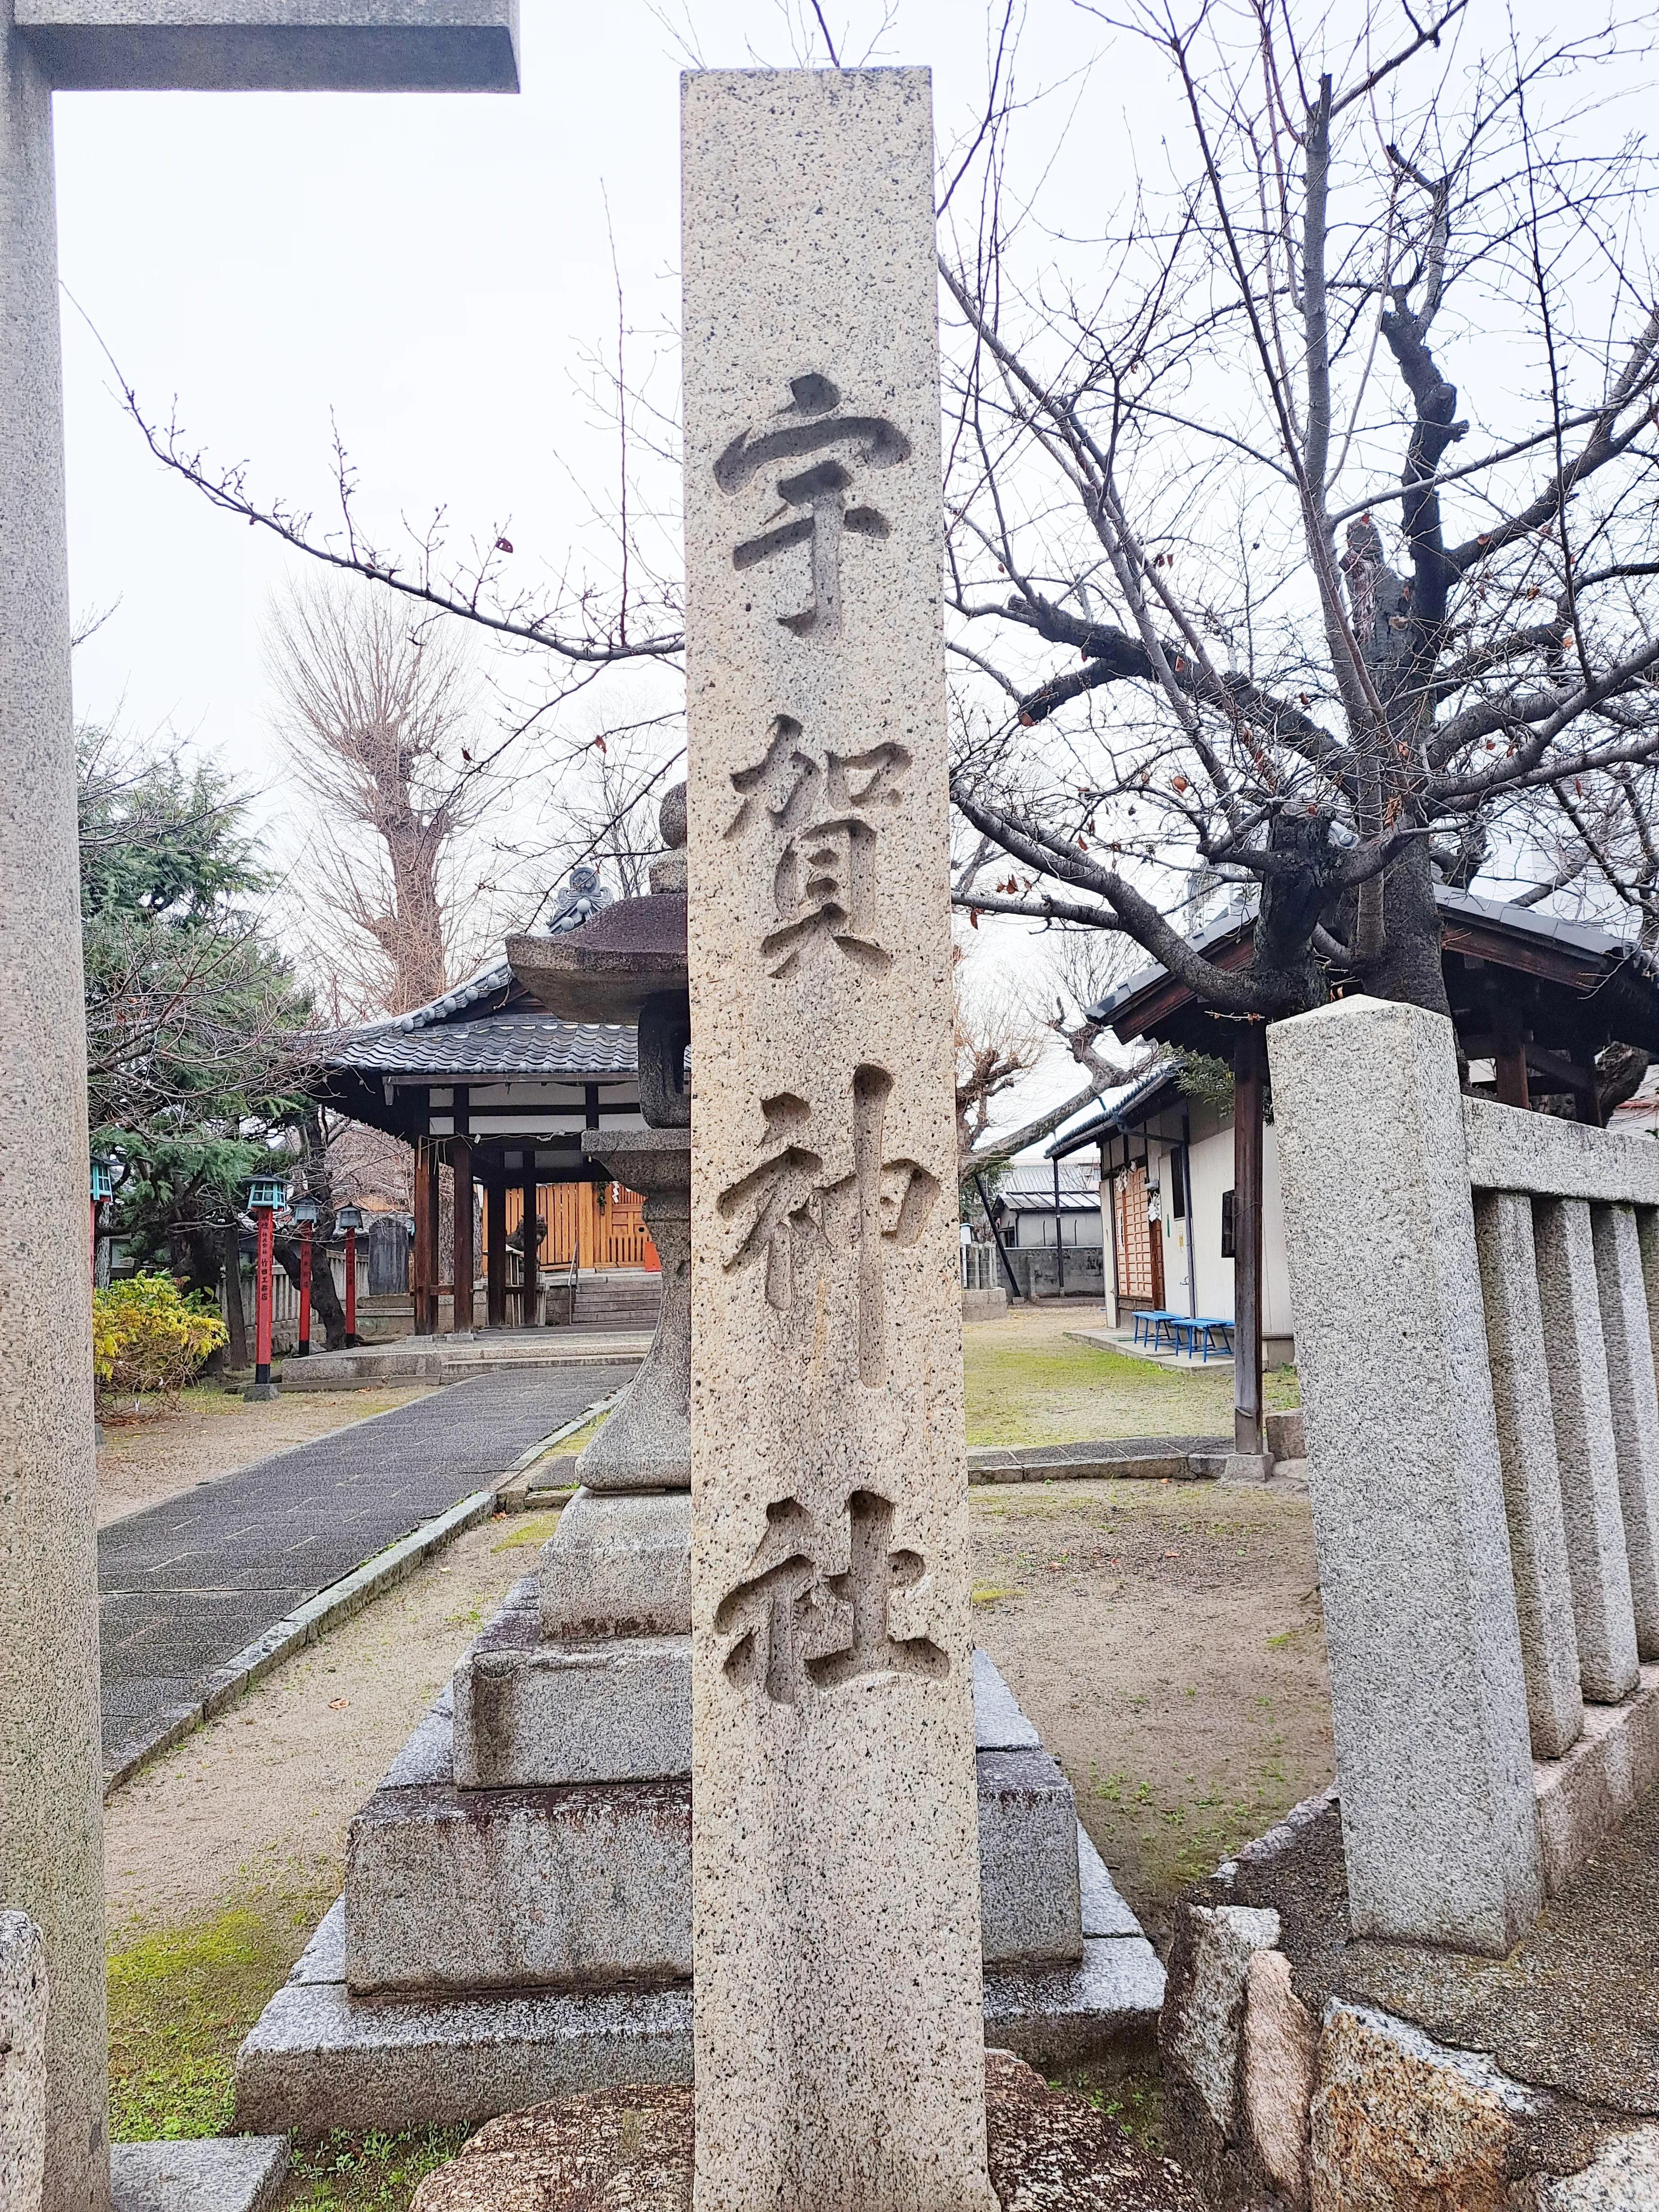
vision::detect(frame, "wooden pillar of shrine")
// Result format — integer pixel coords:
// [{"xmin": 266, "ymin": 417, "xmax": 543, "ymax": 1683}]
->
[
  {"xmin": 520, "ymin": 1164, "xmax": 540, "ymax": 1327},
  {"xmin": 411, "ymin": 1140, "xmax": 432, "ymax": 1335},
  {"xmin": 452, "ymin": 1136, "xmax": 474, "ymax": 1334},
  {"xmin": 486, "ymin": 1176, "xmax": 507, "ymax": 1329}
]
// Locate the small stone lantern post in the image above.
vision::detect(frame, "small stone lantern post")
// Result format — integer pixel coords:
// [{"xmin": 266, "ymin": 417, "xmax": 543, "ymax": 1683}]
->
[{"xmin": 244, "ymin": 1176, "xmax": 285, "ymax": 1400}]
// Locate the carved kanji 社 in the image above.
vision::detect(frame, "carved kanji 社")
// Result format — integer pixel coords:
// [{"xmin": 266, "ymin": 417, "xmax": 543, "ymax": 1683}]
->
[{"xmin": 715, "ymin": 1489, "xmax": 948, "ymax": 1706}]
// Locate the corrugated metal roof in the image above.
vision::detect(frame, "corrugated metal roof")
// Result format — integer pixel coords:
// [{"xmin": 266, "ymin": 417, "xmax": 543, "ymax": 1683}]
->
[
  {"xmin": 322, "ymin": 1012, "xmax": 637, "ymax": 1080},
  {"xmin": 997, "ymin": 1161, "xmax": 1101, "ymax": 1210}
]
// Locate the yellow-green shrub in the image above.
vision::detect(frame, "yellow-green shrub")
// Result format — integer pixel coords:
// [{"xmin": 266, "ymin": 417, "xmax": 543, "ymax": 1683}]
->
[{"xmin": 93, "ymin": 1275, "xmax": 227, "ymax": 1400}]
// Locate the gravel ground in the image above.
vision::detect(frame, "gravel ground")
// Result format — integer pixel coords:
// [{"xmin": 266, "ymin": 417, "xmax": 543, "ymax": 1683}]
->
[{"xmin": 970, "ymin": 1475, "xmax": 1332, "ymax": 1945}]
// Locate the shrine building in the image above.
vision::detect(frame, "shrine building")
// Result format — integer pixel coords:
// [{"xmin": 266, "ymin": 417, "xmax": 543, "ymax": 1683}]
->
[{"xmin": 309, "ymin": 952, "xmax": 654, "ymax": 1335}]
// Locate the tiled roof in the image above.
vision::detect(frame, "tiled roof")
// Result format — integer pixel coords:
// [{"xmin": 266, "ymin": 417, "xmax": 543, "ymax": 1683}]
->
[
  {"xmin": 321, "ymin": 1011, "xmax": 637, "ymax": 1080},
  {"xmin": 1045, "ymin": 1059, "xmax": 1183, "ymax": 1157},
  {"xmin": 1087, "ymin": 884, "xmax": 1659, "ymax": 1029},
  {"xmin": 387, "ymin": 957, "xmax": 518, "ymax": 1032}
]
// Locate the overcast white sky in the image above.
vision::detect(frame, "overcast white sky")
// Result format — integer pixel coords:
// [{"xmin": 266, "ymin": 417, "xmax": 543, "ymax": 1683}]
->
[
  {"xmin": 50, "ymin": 0, "xmax": 1606, "ymax": 1144},
  {"xmin": 55, "ymin": 2, "xmax": 1120, "ymax": 806}
]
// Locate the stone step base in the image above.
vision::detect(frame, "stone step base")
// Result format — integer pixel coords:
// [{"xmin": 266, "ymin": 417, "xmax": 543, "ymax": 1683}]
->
[
  {"xmin": 282, "ymin": 1329, "xmax": 650, "ymax": 1390},
  {"xmin": 343, "ymin": 1714, "xmax": 1088, "ymax": 1989},
  {"xmin": 111, "ymin": 2135, "xmax": 288, "ymax": 2212},
  {"xmin": 234, "ymin": 1902, "xmax": 1165, "ymax": 2141},
  {"xmin": 1534, "ymin": 1662, "xmax": 1659, "ymax": 1895}
]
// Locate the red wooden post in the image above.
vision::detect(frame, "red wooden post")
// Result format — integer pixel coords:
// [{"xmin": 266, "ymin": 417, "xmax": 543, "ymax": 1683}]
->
[
  {"xmin": 297, "ymin": 1222, "xmax": 313, "ymax": 1355},
  {"xmin": 345, "ymin": 1228, "xmax": 358, "ymax": 1340},
  {"xmin": 254, "ymin": 1207, "xmax": 275, "ymax": 1386}
]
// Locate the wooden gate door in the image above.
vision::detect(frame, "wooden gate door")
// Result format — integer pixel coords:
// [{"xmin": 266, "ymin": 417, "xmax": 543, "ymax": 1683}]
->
[
  {"xmin": 600, "ymin": 1181, "xmax": 655, "ymax": 1268},
  {"xmin": 1114, "ymin": 1165, "xmax": 1159, "ymax": 1304}
]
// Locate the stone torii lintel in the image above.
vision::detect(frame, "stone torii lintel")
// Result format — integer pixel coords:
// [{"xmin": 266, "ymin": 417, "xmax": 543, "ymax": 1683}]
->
[{"xmin": 14, "ymin": 0, "xmax": 518, "ymax": 91}]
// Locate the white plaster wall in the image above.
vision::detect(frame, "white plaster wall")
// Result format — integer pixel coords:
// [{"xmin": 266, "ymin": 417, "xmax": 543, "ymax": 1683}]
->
[{"xmin": 1177, "ymin": 1119, "xmax": 1295, "ymax": 1343}]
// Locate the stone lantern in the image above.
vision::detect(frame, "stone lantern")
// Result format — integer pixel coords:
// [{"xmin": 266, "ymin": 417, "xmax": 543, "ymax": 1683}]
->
[{"xmin": 505, "ymin": 783, "xmax": 690, "ymax": 1494}]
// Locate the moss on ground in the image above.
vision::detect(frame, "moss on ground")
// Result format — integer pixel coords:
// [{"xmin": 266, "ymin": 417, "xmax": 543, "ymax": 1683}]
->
[
  {"xmin": 107, "ymin": 1885, "xmax": 328, "ymax": 2142},
  {"xmin": 281, "ymin": 2129, "xmax": 470, "ymax": 2210},
  {"xmin": 108, "ymin": 1885, "xmax": 473, "ymax": 2211}
]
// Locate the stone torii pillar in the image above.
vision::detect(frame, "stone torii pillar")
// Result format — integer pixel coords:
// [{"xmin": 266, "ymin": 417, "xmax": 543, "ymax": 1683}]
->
[{"xmin": 0, "ymin": 9, "xmax": 515, "ymax": 2206}]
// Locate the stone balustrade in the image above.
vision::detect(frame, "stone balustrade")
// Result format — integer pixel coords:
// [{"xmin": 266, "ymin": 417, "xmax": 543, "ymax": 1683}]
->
[{"xmin": 1267, "ymin": 995, "xmax": 1659, "ymax": 1956}]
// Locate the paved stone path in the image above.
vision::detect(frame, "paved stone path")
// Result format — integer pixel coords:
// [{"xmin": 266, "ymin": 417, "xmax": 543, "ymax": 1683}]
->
[{"xmin": 98, "ymin": 1366, "xmax": 635, "ymax": 1766}]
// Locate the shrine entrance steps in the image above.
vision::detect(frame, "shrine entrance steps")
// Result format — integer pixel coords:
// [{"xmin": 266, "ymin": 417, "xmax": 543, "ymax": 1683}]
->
[{"xmin": 283, "ymin": 1327, "xmax": 651, "ymax": 1392}]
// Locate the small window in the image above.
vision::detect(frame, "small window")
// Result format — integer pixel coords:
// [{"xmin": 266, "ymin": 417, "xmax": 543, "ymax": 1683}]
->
[
  {"xmin": 1172, "ymin": 1147, "xmax": 1186, "ymax": 1219},
  {"xmin": 1221, "ymin": 1189, "xmax": 1236, "ymax": 1260}
]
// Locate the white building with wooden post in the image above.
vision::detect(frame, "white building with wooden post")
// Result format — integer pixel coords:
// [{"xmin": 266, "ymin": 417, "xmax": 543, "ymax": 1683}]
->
[{"xmin": 1051, "ymin": 886, "xmax": 1659, "ymax": 1452}]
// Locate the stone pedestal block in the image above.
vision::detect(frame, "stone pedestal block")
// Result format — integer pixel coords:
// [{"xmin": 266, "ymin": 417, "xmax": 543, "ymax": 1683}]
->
[
  {"xmin": 539, "ymin": 1491, "xmax": 690, "ymax": 1640},
  {"xmin": 350, "ymin": 1712, "xmax": 1091, "ymax": 1991},
  {"xmin": 345, "ymin": 1779, "xmax": 694, "ymax": 1996},
  {"xmin": 974, "ymin": 1750, "xmax": 1083, "ymax": 1967},
  {"xmin": 454, "ymin": 1635, "xmax": 692, "ymax": 1790},
  {"xmin": 0, "ymin": 1912, "xmax": 48, "ymax": 2212}
]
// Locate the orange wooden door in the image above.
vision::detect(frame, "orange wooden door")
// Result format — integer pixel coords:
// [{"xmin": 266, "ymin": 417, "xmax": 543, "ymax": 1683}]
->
[{"xmin": 1114, "ymin": 1167, "xmax": 1158, "ymax": 1303}]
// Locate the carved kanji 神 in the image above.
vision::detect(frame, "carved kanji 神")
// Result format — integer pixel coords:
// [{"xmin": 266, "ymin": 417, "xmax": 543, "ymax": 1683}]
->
[
  {"xmin": 714, "ymin": 1489, "xmax": 948, "ymax": 1706},
  {"xmin": 716, "ymin": 372, "xmax": 910, "ymax": 639},
  {"xmin": 717, "ymin": 1065, "xmax": 939, "ymax": 1387},
  {"xmin": 725, "ymin": 715, "xmax": 911, "ymax": 977}
]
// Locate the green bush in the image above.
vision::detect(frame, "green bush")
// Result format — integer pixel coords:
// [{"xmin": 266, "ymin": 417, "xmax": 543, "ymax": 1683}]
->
[{"xmin": 93, "ymin": 1274, "xmax": 227, "ymax": 1400}]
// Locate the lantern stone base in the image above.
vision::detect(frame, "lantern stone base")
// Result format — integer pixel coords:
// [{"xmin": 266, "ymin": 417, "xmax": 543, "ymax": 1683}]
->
[
  {"xmin": 235, "ymin": 1628, "xmax": 1166, "ymax": 2140},
  {"xmin": 235, "ymin": 1908, "xmax": 1167, "ymax": 2142}
]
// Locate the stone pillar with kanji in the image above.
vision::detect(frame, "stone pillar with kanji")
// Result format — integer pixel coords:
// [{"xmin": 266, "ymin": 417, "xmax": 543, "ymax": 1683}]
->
[{"xmin": 683, "ymin": 67, "xmax": 995, "ymax": 2212}]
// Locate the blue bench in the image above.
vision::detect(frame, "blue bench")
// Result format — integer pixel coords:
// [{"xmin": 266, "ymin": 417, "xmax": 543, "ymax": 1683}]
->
[
  {"xmin": 1167, "ymin": 1316, "xmax": 1235, "ymax": 1362},
  {"xmin": 1130, "ymin": 1308, "xmax": 1181, "ymax": 1351}
]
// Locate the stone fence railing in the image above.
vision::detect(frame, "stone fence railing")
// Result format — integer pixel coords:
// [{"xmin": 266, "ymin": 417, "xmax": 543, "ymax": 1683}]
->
[{"xmin": 1268, "ymin": 995, "xmax": 1659, "ymax": 1957}]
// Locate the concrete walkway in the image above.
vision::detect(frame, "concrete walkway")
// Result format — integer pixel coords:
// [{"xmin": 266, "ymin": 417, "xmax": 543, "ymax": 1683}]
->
[{"xmin": 98, "ymin": 1365, "xmax": 636, "ymax": 1772}]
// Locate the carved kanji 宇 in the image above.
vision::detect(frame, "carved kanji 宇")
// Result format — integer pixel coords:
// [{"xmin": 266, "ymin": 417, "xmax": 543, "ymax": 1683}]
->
[{"xmin": 716, "ymin": 372, "xmax": 910, "ymax": 639}]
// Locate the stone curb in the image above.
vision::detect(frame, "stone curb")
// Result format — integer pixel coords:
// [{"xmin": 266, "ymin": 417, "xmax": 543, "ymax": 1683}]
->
[
  {"xmin": 102, "ymin": 1487, "xmax": 500, "ymax": 1798},
  {"xmin": 281, "ymin": 1340, "xmax": 652, "ymax": 1393},
  {"xmin": 495, "ymin": 1392, "xmax": 628, "ymax": 1513},
  {"xmin": 102, "ymin": 1391, "xmax": 624, "ymax": 1796},
  {"xmin": 966, "ymin": 1438, "xmax": 1228, "ymax": 1485}
]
